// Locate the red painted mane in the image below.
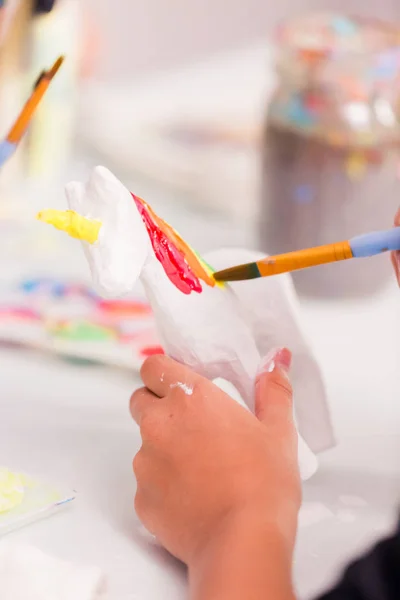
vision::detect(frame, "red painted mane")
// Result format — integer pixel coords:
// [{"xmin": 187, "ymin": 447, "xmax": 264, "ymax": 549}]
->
[{"xmin": 132, "ymin": 194, "xmax": 202, "ymax": 294}]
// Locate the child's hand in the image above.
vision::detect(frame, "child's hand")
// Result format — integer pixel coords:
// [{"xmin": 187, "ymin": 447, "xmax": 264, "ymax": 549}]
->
[
  {"xmin": 392, "ymin": 208, "xmax": 400, "ymax": 285},
  {"xmin": 130, "ymin": 349, "xmax": 301, "ymax": 576}
]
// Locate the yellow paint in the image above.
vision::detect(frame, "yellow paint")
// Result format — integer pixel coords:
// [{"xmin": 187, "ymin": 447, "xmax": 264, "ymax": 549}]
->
[
  {"xmin": 346, "ymin": 152, "xmax": 366, "ymax": 180},
  {"xmin": 0, "ymin": 468, "xmax": 27, "ymax": 513},
  {"xmin": 357, "ymin": 132, "xmax": 374, "ymax": 147},
  {"xmin": 37, "ymin": 210, "xmax": 101, "ymax": 244}
]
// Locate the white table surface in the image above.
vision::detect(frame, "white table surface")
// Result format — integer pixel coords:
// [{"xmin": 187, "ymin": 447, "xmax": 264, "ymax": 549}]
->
[{"xmin": 1, "ymin": 159, "xmax": 400, "ymax": 599}]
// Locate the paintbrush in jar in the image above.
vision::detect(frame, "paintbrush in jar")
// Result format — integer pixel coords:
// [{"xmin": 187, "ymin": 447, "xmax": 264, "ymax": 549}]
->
[{"xmin": 0, "ymin": 55, "xmax": 64, "ymax": 168}]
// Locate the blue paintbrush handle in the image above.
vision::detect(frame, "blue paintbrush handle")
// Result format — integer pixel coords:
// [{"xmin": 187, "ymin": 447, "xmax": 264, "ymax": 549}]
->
[
  {"xmin": 350, "ymin": 227, "xmax": 400, "ymax": 258},
  {"xmin": 0, "ymin": 140, "xmax": 17, "ymax": 169}
]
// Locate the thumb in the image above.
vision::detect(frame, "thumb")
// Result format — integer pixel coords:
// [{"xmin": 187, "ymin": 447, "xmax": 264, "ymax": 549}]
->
[
  {"xmin": 255, "ymin": 348, "xmax": 293, "ymax": 427},
  {"xmin": 392, "ymin": 208, "xmax": 400, "ymax": 286},
  {"xmin": 391, "ymin": 251, "xmax": 400, "ymax": 286}
]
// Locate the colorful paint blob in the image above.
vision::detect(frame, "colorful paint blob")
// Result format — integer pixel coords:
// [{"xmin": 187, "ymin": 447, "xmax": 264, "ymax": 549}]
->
[
  {"xmin": 0, "ymin": 307, "xmax": 41, "ymax": 321},
  {"xmin": 132, "ymin": 194, "xmax": 220, "ymax": 295},
  {"xmin": 140, "ymin": 345, "xmax": 164, "ymax": 357},
  {"xmin": 0, "ymin": 277, "xmax": 163, "ymax": 371},
  {"xmin": 142, "ymin": 198, "xmax": 218, "ymax": 288},
  {"xmin": 97, "ymin": 299, "xmax": 152, "ymax": 317},
  {"xmin": 20, "ymin": 278, "xmax": 97, "ymax": 301},
  {"xmin": 133, "ymin": 194, "xmax": 202, "ymax": 294},
  {"xmin": 48, "ymin": 320, "xmax": 116, "ymax": 342},
  {"xmin": 0, "ymin": 469, "xmax": 27, "ymax": 513}
]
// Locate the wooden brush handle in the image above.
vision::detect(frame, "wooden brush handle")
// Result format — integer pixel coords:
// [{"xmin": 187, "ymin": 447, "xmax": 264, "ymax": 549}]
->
[
  {"xmin": 257, "ymin": 241, "xmax": 353, "ymax": 277},
  {"xmin": 7, "ymin": 78, "xmax": 50, "ymax": 143}
]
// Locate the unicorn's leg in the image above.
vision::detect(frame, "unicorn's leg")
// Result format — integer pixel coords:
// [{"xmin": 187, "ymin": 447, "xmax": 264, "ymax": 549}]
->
[
  {"xmin": 220, "ymin": 359, "xmax": 258, "ymax": 413},
  {"xmin": 210, "ymin": 355, "xmax": 318, "ymax": 482},
  {"xmin": 204, "ymin": 247, "xmax": 334, "ymax": 454},
  {"xmin": 195, "ymin": 354, "xmax": 258, "ymax": 412}
]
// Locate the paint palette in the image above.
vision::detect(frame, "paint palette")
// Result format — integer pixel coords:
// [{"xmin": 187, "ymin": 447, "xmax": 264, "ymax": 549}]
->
[
  {"xmin": 0, "ymin": 468, "xmax": 75, "ymax": 537},
  {"xmin": 0, "ymin": 277, "xmax": 163, "ymax": 370}
]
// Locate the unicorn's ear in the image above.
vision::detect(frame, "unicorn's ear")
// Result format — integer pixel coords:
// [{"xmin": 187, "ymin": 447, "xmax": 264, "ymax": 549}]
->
[
  {"xmin": 65, "ymin": 181, "xmax": 85, "ymax": 212},
  {"xmin": 88, "ymin": 166, "xmax": 123, "ymax": 201}
]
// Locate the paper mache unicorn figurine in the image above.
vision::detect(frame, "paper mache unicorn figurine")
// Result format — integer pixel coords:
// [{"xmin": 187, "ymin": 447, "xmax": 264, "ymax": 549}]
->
[{"xmin": 37, "ymin": 166, "xmax": 334, "ymax": 480}]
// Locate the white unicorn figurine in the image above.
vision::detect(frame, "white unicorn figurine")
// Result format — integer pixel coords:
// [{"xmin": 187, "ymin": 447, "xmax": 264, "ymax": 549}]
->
[{"xmin": 38, "ymin": 166, "xmax": 334, "ymax": 480}]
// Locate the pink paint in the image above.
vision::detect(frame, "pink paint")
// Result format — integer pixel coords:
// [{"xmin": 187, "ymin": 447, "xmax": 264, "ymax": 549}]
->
[
  {"xmin": 0, "ymin": 307, "xmax": 41, "ymax": 321},
  {"xmin": 97, "ymin": 299, "xmax": 152, "ymax": 317},
  {"xmin": 141, "ymin": 345, "xmax": 165, "ymax": 357}
]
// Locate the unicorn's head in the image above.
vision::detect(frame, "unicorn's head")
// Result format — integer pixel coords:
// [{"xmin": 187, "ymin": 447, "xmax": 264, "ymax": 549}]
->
[
  {"xmin": 38, "ymin": 166, "xmax": 220, "ymax": 298},
  {"xmin": 38, "ymin": 166, "xmax": 150, "ymax": 297}
]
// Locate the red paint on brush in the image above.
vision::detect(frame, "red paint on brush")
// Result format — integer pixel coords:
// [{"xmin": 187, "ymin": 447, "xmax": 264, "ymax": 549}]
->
[{"xmin": 132, "ymin": 194, "xmax": 202, "ymax": 295}]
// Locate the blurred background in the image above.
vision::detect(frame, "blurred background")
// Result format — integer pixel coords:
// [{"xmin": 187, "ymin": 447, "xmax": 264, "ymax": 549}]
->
[
  {"xmin": 87, "ymin": 0, "xmax": 399, "ymax": 79},
  {"xmin": 1, "ymin": 0, "xmax": 400, "ymax": 223},
  {"xmin": 1, "ymin": 2, "xmax": 400, "ymax": 599}
]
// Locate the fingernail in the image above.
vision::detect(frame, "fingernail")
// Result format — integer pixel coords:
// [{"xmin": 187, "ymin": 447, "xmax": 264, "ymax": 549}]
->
[
  {"xmin": 395, "ymin": 252, "xmax": 400, "ymax": 286},
  {"xmin": 257, "ymin": 347, "xmax": 292, "ymax": 377}
]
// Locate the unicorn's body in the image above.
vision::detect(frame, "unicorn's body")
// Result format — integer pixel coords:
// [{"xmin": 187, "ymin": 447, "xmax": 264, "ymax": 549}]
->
[
  {"xmin": 140, "ymin": 249, "xmax": 260, "ymax": 405},
  {"xmin": 39, "ymin": 166, "xmax": 334, "ymax": 480}
]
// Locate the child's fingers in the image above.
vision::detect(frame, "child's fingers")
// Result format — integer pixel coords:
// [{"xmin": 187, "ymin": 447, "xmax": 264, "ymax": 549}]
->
[
  {"xmin": 140, "ymin": 354, "xmax": 201, "ymax": 398},
  {"xmin": 255, "ymin": 348, "xmax": 293, "ymax": 430},
  {"xmin": 392, "ymin": 209, "xmax": 400, "ymax": 285},
  {"xmin": 130, "ymin": 386, "xmax": 159, "ymax": 424},
  {"xmin": 391, "ymin": 252, "xmax": 400, "ymax": 285}
]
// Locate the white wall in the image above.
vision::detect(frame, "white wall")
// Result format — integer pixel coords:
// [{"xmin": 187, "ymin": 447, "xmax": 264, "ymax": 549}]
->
[{"xmin": 85, "ymin": 0, "xmax": 399, "ymax": 81}]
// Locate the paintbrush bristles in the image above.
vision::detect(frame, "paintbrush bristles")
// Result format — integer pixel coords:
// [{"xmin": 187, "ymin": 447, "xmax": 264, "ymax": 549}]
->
[
  {"xmin": 48, "ymin": 56, "xmax": 64, "ymax": 79},
  {"xmin": 213, "ymin": 262, "xmax": 261, "ymax": 282}
]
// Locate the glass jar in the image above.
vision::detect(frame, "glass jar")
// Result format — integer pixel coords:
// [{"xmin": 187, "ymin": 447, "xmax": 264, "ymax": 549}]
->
[{"xmin": 261, "ymin": 14, "xmax": 400, "ymax": 298}]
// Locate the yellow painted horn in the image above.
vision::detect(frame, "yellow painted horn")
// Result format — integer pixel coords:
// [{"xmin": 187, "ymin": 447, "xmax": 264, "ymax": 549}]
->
[{"xmin": 36, "ymin": 209, "xmax": 101, "ymax": 244}]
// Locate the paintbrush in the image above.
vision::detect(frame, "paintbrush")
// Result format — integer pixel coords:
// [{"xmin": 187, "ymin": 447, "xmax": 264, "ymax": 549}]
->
[
  {"xmin": 213, "ymin": 227, "xmax": 400, "ymax": 282},
  {"xmin": 0, "ymin": 55, "xmax": 64, "ymax": 168}
]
